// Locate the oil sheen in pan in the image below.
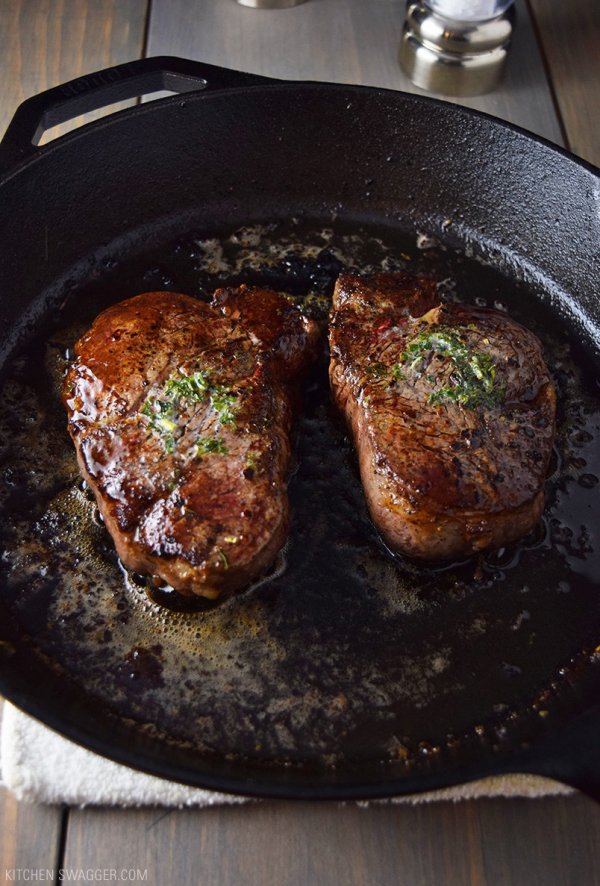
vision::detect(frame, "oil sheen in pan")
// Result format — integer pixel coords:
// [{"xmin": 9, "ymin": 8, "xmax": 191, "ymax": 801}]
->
[{"xmin": 0, "ymin": 221, "xmax": 599, "ymax": 769}]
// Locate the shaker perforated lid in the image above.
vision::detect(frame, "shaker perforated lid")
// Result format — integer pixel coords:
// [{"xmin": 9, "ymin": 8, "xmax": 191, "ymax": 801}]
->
[{"xmin": 427, "ymin": 0, "xmax": 513, "ymax": 22}]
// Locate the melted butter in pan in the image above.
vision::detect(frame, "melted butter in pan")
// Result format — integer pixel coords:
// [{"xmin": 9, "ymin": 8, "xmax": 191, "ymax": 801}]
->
[{"xmin": 0, "ymin": 222, "xmax": 599, "ymax": 767}]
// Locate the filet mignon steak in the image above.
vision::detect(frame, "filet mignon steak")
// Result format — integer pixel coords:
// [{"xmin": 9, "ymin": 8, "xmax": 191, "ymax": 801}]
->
[
  {"xmin": 64, "ymin": 287, "xmax": 318, "ymax": 599},
  {"xmin": 329, "ymin": 272, "xmax": 557, "ymax": 560}
]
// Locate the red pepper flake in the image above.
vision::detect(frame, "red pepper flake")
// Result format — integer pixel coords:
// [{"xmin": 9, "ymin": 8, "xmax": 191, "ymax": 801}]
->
[
  {"xmin": 252, "ymin": 364, "xmax": 263, "ymax": 380},
  {"xmin": 376, "ymin": 317, "xmax": 392, "ymax": 333}
]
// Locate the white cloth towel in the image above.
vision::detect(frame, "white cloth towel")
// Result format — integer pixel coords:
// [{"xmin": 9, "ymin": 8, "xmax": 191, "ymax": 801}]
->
[{"xmin": 0, "ymin": 703, "xmax": 572, "ymax": 807}]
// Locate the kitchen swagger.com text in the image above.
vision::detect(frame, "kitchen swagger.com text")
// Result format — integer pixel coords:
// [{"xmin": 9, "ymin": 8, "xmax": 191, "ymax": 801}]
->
[{"xmin": 4, "ymin": 871, "xmax": 148, "ymax": 882}]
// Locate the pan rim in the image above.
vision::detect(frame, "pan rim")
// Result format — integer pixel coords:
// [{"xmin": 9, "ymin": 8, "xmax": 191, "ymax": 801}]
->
[
  {"xmin": 1, "ymin": 79, "xmax": 598, "ymax": 187},
  {"xmin": 1, "ymin": 72, "xmax": 599, "ymax": 801}
]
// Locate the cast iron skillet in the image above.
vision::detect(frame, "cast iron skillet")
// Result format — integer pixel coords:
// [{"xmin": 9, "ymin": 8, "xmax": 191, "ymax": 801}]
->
[{"xmin": 0, "ymin": 56, "xmax": 599, "ymax": 801}]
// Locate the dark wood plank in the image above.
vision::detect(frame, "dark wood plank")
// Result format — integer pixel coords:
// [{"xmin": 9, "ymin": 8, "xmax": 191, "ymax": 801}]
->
[
  {"xmin": 477, "ymin": 795, "xmax": 600, "ymax": 886},
  {"xmin": 0, "ymin": 0, "xmax": 149, "ymax": 143},
  {"xmin": 0, "ymin": 703, "xmax": 64, "ymax": 876},
  {"xmin": 64, "ymin": 794, "xmax": 600, "ymax": 886},
  {"xmin": 528, "ymin": 0, "xmax": 600, "ymax": 166},
  {"xmin": 146, "ymin": 0, "xmax": 563, "ymax": 144}
]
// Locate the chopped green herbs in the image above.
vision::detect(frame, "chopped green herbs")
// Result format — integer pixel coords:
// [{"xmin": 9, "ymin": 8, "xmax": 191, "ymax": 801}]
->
[
  {"xmin": 140, "ymin": 398, "xmax": 178, "ymax": 452},
  {"xmin": 217, "ymin": 548, "xmax": 230, "ymax": 569},
  {"xmin": 394, "ymin": 325, "xmax": 504, "ymax": 410},
  {"xmin": 366, "ymin": 362, "xmax": 388, "ymax": 380},
  {"xmin": 140, "ymin": 367, "xmax": 239, "ymax": 453},
  {"xmin": 402, "ymin": 327, "xmax": 466, "ymax": 368},
  {"xmin": 163, "ymin": 370, "xmax": 209, "ymax": 402},
  {"xmin": 155, "ymin": 417, "xmax": 177, "ymax": 434},
  {"xmin": 194, "ymin": 436, "xmax": 228, "ymax": 458},
  {"xmin": 210, "ymin": 385, "xmax": 237, "ymax": 426}
]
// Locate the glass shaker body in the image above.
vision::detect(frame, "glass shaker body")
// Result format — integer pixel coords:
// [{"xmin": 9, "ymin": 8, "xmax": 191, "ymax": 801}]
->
[{"xmin": 425, "ymin": 0, "xmax": 514, "ymax": 23}]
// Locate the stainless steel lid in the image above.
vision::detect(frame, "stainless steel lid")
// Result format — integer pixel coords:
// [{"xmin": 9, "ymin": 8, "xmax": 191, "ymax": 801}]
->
[{"xmin": 400, "ymin": 1, "xmax": 514, "ymax": 97}]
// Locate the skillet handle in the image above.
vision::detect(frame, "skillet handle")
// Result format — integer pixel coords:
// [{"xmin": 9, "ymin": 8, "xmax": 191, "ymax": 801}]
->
[{"xmin": 0, "ymin": 55, "xmax": 275, "ymax": 172}]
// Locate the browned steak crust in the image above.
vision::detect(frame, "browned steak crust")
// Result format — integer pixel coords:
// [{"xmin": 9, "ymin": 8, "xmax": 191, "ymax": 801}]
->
[
  {"xmin": 329, "ymin": 273, "xmax": 557, "ymax": 560},
  {"xmin": 64, "ymin": 287, "xmax": 318, "ymax": 599}
]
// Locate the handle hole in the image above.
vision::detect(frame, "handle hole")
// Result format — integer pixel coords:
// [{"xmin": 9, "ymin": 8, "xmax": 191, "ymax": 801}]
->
[{"xmin": 36, "ymin": 84, "xmax": 204, "ymax": 146}]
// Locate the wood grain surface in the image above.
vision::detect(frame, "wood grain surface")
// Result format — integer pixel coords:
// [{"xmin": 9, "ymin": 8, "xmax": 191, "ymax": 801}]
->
[
  {"xmin": 0, "ymin": 0, "xmax": 148, "ymax": 143},
  {"xmin": 146, "ymin": 0, "xmax": 564, "ymax": 145},
  {"xmin": 0, "ymin": 796, "xmax": 64, "ymax": 882},
  {"xmin": 1, "ymin": 1, "xmax": 600, "ymax": 885},
  {"xmin": 528, "ymin": 0, "xmax": 600, "ymax": 166},
  {"xmin": 0, "ymin": 705, "xmax": 65, "ymax": 878},
  {"xmin": 63, "ymin": 795, "xmax": 600, "ymax": 886}
]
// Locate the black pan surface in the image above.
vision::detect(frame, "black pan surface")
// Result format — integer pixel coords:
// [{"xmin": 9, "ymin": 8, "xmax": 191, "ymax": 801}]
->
[{"xmin": 0, "ymin": 57, "xmax": 599, "ymax": 800}]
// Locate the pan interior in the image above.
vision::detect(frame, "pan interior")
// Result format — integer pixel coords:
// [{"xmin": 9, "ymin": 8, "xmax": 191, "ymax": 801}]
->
[{"xmin": 0, "ymin": 218, "xmax": 599, "ymax": 779}]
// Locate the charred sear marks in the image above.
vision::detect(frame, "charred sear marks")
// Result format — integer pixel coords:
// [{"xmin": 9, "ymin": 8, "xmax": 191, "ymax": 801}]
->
[
  {"xmin": 329, "ymin": 272, "xmax": 557, "ymax": 560},
  {"xmin": 64, "ymin": 288, "xmax": 318, "ymax": 600}
]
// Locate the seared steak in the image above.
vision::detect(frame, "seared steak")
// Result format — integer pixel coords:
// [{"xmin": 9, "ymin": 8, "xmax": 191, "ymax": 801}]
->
[
  {"xmin": 64, "ymin": 287, "xmax": 318, "ymax": 599},
  {"xmin": 329, "ymin": 273, "xmax": 556, "ymax": 560}
]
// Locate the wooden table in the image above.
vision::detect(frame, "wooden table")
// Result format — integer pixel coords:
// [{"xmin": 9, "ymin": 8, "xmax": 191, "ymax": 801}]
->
[{"xmin": 1, "ymin": 1, "xmax": 599, "ymax": 883}]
